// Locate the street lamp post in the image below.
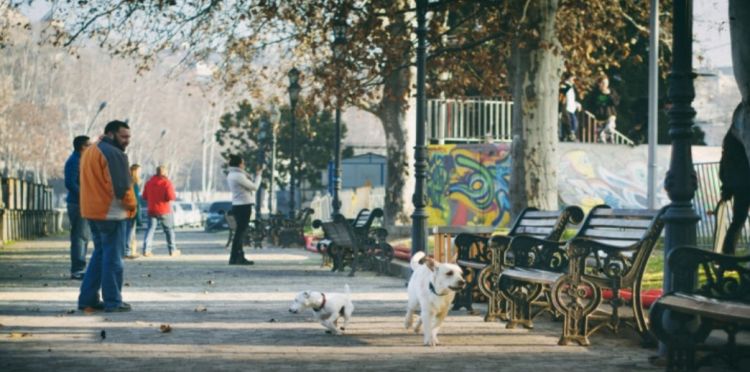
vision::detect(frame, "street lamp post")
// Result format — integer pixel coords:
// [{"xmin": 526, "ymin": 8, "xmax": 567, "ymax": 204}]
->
[
  {"xmin": 411, "ymin": 0, "xmax": 428, "ymax": 255},
  {"xmin": 663, "ymin": 0, "xmax": 699, "ymax": 294},
  {"xmin": 287, "ymin": 67, "xmax": 302, "ymax": 218},
  {"xmin": 268, "ymin": 106, "xmax": 280, "ymax": 214},
  {"xmin": 331, "ymin": 15, "xmax": 347, "ymax": 217}
]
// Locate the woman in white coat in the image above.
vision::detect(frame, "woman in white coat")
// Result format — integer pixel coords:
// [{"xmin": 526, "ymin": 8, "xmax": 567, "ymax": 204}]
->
[{"xmin": 226, "ymin": 155, "xmax": 262, "ymax": 265}]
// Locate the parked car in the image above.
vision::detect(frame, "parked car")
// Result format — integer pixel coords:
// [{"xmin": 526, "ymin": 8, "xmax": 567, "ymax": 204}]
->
[
  {"xmin": 179, "ymin": 202, "xmax": 203, "ymax": 228},
  {"xmin": 204, "ymin": 201, "xmax": 233, "ymax": 232},
  {"xmin": 172, "ymin": 202, "xmax": 188, "ymax": 228}
]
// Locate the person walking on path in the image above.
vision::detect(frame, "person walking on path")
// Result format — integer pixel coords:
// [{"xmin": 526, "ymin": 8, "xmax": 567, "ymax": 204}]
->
[
  {"xmin": 226, "ymin": 155, "xmax": 262, "ymax": 265},
  {"xmin": 124, "ymin": 164, "xmax": 142, "ymax": 259},
  {"xmin": 585, "ymin": 75, "xmax": 620, "ymax": 143},
  {"xmin": 64, "ymin": 135, "xmax": 92, "ymax": 280},
  {"xmin": 141, "ymin": 165, "xmax": 180, "ymax": 257},
  {"xmin": 78, "ymin": 120, "xmax": 137, "ymax": 313},
  {"xmin": 559, "ymin": 72, "xmax": 581, "ymax": 142}
]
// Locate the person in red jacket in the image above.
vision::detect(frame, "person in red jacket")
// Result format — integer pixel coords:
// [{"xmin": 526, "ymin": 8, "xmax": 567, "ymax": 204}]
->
[{"xmin": 141, "ymin": 165, "xmax": 180, "ymax": 256}]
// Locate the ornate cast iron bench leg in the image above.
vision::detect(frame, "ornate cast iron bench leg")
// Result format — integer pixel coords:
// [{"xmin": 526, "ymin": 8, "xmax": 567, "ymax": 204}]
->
[
  {"xmin": 499, "ymin": 277, "xmax": 543, "ymax": 329},
  {"xmin": 551, "ymin": 273, "xmax": 602, "ymax": 346}
]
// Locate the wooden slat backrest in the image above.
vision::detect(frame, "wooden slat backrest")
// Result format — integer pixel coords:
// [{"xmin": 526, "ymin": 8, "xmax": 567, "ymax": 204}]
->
[
  {"xmin": 322, "ymin": 221, "xmax": 356, "ymax": 248},
  {"xmin": 353, "ymin": 209, "xmax": 371, "ymax": 228},
  {"xmin": 576, "ymin": 206, "xmax": 661, "ymax": 246},
  {"xmin": 507, "ymin": 206, "xmax": 584, "ymax": 241}
]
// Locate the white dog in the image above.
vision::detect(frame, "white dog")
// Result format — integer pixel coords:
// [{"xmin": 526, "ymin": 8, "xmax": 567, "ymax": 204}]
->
[
  {"xmin": 405, "ymin": 252, "xmax": 466, "ymax": 346},
  {"xmin": 289, "ymin": 284, "xmax": 354, "ymax": 335}
]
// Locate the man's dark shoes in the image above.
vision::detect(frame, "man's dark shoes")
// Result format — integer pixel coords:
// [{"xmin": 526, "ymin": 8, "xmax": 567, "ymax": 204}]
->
[
  {"xmin": 70, "ymin": 273, "xmax": 84, "ymax": 280},
  {"xmin": 229, "ymin": 258, "xmax": 254, "ymax": 265},
  {"xmin": 105, "ymin": 302, "xmax": 132, "ymax": 313},
  {"xmin": 78, "ymin": 302, "xmax": 105, "ymax": 311}
]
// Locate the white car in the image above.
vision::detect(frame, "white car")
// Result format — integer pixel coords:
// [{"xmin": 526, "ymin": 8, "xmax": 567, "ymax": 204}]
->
[{"xmin": 177, "ymin": 202, "xmax": 203, "ymax": 228}]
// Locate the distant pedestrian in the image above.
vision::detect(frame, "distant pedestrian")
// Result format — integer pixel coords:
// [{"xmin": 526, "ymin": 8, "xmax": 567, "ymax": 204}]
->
[
  {"xmin": 124, "ymin": 164, "xmax": 142, "ymax": 259},
  {"xmin": 141, "ymin": 165, "xmax": 180, "ymax": 257},
  {"xmin": 559, "ymin": 72, "xmax": 581, "ymax": 141},
  {"xmin": 585, "ymin": 75, "xmax": 620, "ymax": 143},
  {"xmin": 226, "ymin": 155, "xmax": 262, "ymax": 265},
  {"xmin": 78, "ymin": 120, "xmax": 137, "ymax": 313},
  {"xmin": 64, "ymin": 135, "xmax": 92, "ymax": 280}
]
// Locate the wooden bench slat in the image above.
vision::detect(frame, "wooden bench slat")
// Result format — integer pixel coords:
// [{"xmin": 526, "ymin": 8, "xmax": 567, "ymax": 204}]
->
[
  {"xmin": 581, "ymin": 229, "xmax": 646, "ymax": 240},
  {"xmin": 584, "ymin": 238, "xmax": 637, "ymax": 248},
  {"xmin": 658, "ymin": 293, "xmax": 750, "ymax": 325},
  {"xmin": 517, "ymin": 218, "xmax": 560, "ymax": 227},
  {"xmin": 523, "ymin": 211, "xmax": 566, "ymax": 219},
  {"xmin": 587, "ymin": 218, "xmax": 653, "ymax": 229},
  {"xmin": 514, "ymin": 226, "xmax": 554, "ymax": 235},
  {"xmin": 502, "ymin": 267, "xmax": 564, "ymax": 284},
  {"xmin": 456, "ymin": 260, "xmax": 488, "ymax": 269},
  {"xmin": 590, "ymin": 209, "xmax": 658, "ymax": 218}
]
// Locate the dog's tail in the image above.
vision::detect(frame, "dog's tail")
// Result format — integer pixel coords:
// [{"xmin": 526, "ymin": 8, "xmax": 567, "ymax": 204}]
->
[
  {"xmin": 344, "ymin": 284, "xmax": 351, "ymax": 297},
  {"xmin": 410, "ymin": 251, "xmax": 426, "ymax": 271}
]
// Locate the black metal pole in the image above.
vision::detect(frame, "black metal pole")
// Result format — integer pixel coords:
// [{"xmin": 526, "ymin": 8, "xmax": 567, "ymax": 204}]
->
[
  {"xmin": 333, "ymin": 104, "xmax": 342, "ymax": 216},
  {"xmin": 411, "ymin": 0, "xmax": 428, "ymax": 256},
  {"xmin": 663, "ymin": 0, "xmax": 699, "ymax": 295},
  {"xmin": 289, "ymin": 102, "xmax": 297, "ymax": 218}
]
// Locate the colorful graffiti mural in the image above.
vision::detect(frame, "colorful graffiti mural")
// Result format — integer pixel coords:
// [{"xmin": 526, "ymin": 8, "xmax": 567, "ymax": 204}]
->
[
  {"xmin": 427, "ymin": 143, "xmax": 512, "ymax": 227},
  {"xmin": 427, "ymin": 143, "xmax": 722, "ymax": 228}
]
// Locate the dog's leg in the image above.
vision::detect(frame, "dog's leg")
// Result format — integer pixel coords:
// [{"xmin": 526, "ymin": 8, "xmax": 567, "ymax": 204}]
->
[
  {"xmin": 414, "ymin": 318, "xmax": 422, "ymax": 333},
  {"xmin": 322, "ymin": 319, "xmax": 341, "ymax": 335},
  {"xmin": 404, "ymin": 297, "xmax": 418, "ymax": 329},
  {"xmin": 421, "ymin": 311, "xmax": 436, "ymax": 346},
  {"xmin": 342, "ymin": 305, "xmax": 352, "ymax": 331}
]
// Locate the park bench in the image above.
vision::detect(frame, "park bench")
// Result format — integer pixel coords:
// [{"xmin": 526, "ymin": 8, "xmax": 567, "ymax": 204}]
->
[
  {"xmin": 496, "ymin": 205, "xmax": 666, "ymax": 346},
  {"xmin": 277, "ymin": 208, "xmax": 314, "ymax": 247},
  {"xmin": 313, "ymin": 208, "xmax": 393, "ymax": 275},
  {"xmin": 452, "ymin": 206, "xmax": 585, "ymax": 318},
  {"xmin": 649, "ymin": 248, "xmax": 750, "ymax": 370}
]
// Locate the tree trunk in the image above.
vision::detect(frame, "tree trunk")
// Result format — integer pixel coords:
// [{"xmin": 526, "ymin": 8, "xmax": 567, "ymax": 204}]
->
[
  {"xmin": 376, "ymin": 64, "xmax": 411, "ymax": 227},
  {"xmin": 509, "ymin": 0, "xmax": 563, "ymax": 216}
]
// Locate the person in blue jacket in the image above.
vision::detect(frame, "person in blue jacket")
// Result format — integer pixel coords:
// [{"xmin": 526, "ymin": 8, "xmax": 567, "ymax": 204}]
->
[{"xmin": 64, "ymin": 135, "xmax": 91, "ymax": 280}]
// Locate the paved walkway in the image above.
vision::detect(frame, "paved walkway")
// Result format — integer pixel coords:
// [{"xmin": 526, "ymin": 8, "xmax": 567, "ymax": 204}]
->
[{"xmin": 0, "ymin": 231, "xmax": 662, "ymax": 371}]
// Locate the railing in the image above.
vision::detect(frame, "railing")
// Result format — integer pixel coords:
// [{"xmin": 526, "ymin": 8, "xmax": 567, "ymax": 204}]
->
[
  {"xmin": 427, "ymin": 97, "xmax": 634, "ymax": 146},
  {"xmin": 693, "ymin": 162, "xmax": 750, "ymax": 253},
  {"xmin": 0, "ymin": 176, "xmax": 61, "ymax": 244},
  {"xmin": 579, "ymin": 111, "xmax": 635, "ymax": 146}
]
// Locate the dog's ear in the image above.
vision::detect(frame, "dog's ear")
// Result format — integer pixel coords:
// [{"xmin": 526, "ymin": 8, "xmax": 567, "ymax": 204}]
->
[
  {"xmin": 424, "ymin": 256, "xmax": 436, "ymax": 272},
  {"xmin": 303, "ymin": 291, "xmax": 310, "ymax": 298}
]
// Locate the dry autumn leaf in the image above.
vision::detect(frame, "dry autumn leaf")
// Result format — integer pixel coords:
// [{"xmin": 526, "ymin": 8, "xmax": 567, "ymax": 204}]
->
[{"xmin": 159, "ymin": 324, "xmax": 172, "ymax": 333}]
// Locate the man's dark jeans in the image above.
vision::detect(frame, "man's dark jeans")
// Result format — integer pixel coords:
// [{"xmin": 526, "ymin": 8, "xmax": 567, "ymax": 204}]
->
[
  {"xmin": 67, "ymin": 203, "xmax": 90, "ymax": 275},
  {"xmin": 78, "ymin": 220, "xmax": 126, "ymax": 310}
]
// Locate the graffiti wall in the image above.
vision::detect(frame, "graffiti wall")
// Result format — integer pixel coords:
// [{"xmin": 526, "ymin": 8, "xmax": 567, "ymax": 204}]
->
[
  {"xmin": 427, "ymin": 143, "xmax": 722, "ymax": 228},
  {"xmin": 427, "ymin": 143, "xmax": 512, "ymax": 227}
]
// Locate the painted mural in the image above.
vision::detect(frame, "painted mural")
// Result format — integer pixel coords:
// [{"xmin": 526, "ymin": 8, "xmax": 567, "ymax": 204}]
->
[
  {"xmin": 427, "ymin": 143, "xmax": 722, "ymax": 228},
  {"xmin": 427, "ymin": 143, "xmax": 512, "ymax": 227}
]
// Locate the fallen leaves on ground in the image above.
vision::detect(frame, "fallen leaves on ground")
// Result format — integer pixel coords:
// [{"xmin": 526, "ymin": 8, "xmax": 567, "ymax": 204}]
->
[
  {"xmin": 159, "ymin": 324, "xmax": 172, "ymax": 333},
  {"xmin": 194, "ymin": 305, "xmax": 207, "ymax": 312},
  {"xmin": 206, "ymin": 280, "xmax": 215, "ymax": 285},
  {"xmin": 9, "ymin": 332, "xmax": 31, "ymax": 338}
]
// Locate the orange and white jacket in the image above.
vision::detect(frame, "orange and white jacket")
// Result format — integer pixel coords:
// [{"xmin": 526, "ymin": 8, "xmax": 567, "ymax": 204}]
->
[{"xmin": 80, "ymin": 137, "xmax": 137, "ymax": 221}]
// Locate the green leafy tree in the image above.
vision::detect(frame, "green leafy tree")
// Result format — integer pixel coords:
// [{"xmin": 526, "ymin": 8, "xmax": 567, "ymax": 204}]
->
[{"xmin": 214, "ymin": 99, "xmax": 348, "ymax": 192}]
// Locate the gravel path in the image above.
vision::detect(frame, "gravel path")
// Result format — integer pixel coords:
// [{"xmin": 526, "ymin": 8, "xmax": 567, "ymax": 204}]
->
[{"xmin": 0, "ymin": 230, "xmax": 664, "ymax": 371}]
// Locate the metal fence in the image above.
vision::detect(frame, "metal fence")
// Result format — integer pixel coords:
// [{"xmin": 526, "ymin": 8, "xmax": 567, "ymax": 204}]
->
[
  {"xmin": 426, "ymin": 97, "xmax": 634, "ymax": 145},
  {"xmin": 1, "ymin": 176, "xmax": 62, "ymax": 244},
  {"xmin": 693, "ymin": 162, "xmax": 750, "ymax": 252}
]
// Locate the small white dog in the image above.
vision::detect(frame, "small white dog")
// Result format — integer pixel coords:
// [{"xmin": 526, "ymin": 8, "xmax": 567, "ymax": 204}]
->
[
  {"xmin": 289, "ymin": 284, "xmax": 354, "ymax": 335},
  {"xmin": 405, "ymin": 252, "xmax": 466, "ymax": 346}
]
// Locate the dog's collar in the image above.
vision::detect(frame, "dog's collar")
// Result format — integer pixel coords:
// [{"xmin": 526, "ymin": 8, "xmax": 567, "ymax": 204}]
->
[
  {"xmin": 313, "ymin": 293, "xmax": 327, "ymax": 312},
  {"xmin": 429, "ymin": 282, "xmax": 448, "ymax": 297}
]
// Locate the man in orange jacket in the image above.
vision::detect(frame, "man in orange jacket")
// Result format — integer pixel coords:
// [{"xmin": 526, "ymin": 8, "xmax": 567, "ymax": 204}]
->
[
  {"xmin": 141, "ymin": 165, "xmax": 180, "ymax": 256},
  {"xmin": 77, "ymin": 121, "xmax": 137, "ymax": 313}
]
